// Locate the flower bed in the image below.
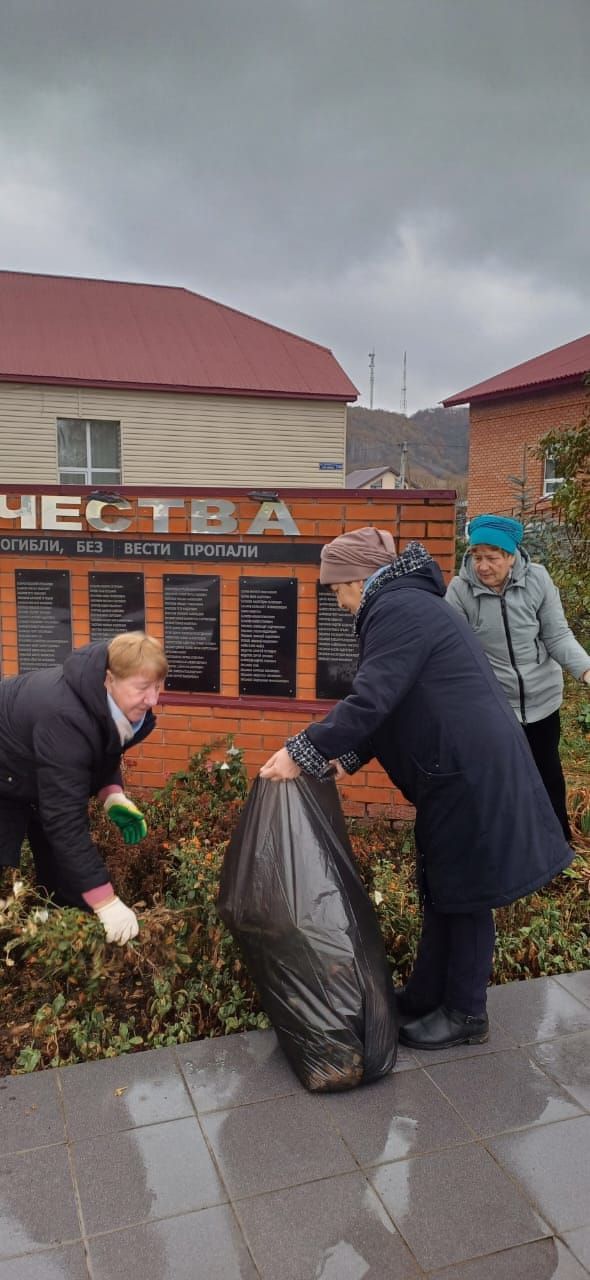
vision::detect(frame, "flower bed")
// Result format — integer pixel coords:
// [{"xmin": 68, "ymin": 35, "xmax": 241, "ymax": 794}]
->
[{"xmin": 1, "ymin": 730, "xmax": 588, "ymax": 1076}]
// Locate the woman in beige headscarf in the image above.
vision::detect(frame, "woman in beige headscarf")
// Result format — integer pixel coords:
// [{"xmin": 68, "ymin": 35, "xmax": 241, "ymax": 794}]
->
[{"xmin": 261, "ymin": 528, "xmax": 570, "ymax": 1052}]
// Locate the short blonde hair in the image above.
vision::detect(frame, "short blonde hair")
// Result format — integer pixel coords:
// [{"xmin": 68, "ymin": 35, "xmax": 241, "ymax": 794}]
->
[{"xmin": 107, "ymin": 632, "xmax": 168, "ymax": 680}]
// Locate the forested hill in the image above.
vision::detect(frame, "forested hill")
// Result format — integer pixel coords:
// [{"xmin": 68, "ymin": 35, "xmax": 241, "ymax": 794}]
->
[{"xmin": 347, "ymin": 405, "xmax": 469, "ymax": 485}]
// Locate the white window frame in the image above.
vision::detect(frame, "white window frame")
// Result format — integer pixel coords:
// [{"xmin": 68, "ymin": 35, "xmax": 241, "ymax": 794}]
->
[
  {"xmin": 57, "ymin": 419, "xmax": 121, "ymax": 486},
  {"xmin": 543, "ymin": 454, "xmax": 563, "ymax": 497}
]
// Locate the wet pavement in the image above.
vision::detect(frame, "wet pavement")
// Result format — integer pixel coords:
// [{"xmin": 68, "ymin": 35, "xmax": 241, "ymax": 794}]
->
[{"xmin": 1, "ymin": 971, "xmax": 589, "ymax": 1279}]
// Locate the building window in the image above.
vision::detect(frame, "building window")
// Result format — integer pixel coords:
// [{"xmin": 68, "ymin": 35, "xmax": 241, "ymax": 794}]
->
[
  {"xmin": 57, "ymin": 419, "xmax": 121, "ymax": 485},
  {"xmin": 543, "ymin": 454, "xmax": 563, "ymax": 497},
  {"xmin": 369, "ymin": 479, "xmax": 383, "ymax": 489}
]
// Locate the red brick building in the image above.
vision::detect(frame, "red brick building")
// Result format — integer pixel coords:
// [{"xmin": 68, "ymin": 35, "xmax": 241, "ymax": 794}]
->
[{"xmin": 443, "ymin": 334, "xmax": 590, "ymax": 517}]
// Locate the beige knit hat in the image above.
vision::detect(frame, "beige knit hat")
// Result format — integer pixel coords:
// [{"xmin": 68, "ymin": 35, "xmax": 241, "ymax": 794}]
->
[{"xmin": 319, "ymin": 527, "xmax": 397, "ymax": 584}]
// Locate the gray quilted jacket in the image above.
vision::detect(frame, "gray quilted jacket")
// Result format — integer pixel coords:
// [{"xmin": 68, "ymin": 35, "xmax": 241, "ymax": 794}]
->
[{"xmin": 446, "ymin": 548, "xmax": 590, "ymax": 723}]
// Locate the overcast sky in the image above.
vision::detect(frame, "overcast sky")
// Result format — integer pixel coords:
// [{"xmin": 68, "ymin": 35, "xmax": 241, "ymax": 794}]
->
[{"xmin": 1, "ymin": 0, "xmax": 588, "ymax": 412}]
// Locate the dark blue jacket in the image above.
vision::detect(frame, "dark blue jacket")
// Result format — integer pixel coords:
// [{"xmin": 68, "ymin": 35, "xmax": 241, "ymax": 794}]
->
[{"xmin": 294, "ymin": 557, "xmax": 571, "ymax": 912}]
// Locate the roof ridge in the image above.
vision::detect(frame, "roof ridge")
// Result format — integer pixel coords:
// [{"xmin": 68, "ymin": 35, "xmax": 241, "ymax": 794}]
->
[{"xmin": 0, "ymin": 268, "xmax": 181, "ymax": 291}]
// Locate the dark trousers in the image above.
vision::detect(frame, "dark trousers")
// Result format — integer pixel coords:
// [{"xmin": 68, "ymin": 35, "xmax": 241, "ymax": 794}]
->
[
  {"xmin": 523, "ymin": 710, "xmax": 571, "ymax": 841},
  {"xmin": 404, "ymin": 898, "xmax": 496, "ymax": 1017},
  {"xmin": 0, "ymin": 799, "xmax": 86, "ymax": 909}
]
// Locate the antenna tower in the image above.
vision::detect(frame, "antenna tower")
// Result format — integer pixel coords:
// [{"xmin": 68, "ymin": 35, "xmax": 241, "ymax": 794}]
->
[{"xmin": 400, "ymin": 350, "xmax": 407, "ymax": 415}]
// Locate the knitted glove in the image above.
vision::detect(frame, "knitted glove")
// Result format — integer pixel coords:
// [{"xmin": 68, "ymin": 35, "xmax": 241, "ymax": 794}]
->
[
  {"xmin": 94, "ymin": 896, "xmax": 139, "ymax": 944},
  {"xmin": 103, "ymin": 793, "xmax": 147, "ymax": 844}
]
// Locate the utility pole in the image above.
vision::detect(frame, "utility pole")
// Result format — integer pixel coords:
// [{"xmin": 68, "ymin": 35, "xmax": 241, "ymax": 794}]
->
[
  {"xmin": 399, "ymin": 441, "xmax": 408, "ymax": 488},
  {"xmin": 368, "ymin": 350, "xmax": 375, "ymax": 409},
  {"xmin": 400, "ymin": 350, "xmax": 407, "ymax": 415}
]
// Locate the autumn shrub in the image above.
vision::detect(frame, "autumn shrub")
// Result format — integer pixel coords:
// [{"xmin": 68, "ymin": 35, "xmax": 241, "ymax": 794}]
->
[
  {"xmin": 352, "ymin": 815, "xmax": 589, "ymax": 987},
  {"xmin": 0, "ymin": 743, "xmax": 265, "ymax": 1075},
  {"xmin": 1, "ymin": 725, "xmax": 588, "ymax": 1075}
]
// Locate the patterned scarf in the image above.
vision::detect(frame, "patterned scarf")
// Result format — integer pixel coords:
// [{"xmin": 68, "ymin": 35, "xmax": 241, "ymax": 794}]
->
[{"xmin": 355, "ymin": 541, "xmax": 433, "ymax": 631}]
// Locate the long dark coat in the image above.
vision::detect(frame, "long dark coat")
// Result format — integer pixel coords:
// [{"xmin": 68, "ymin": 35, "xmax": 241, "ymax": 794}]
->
[
  {"xmin": 296, "ymin": 559, "xmax": 571, "ymax": 912},
  {"xmin": 0, "ymin": 642, "xmax": 154, "ymax": 895}
]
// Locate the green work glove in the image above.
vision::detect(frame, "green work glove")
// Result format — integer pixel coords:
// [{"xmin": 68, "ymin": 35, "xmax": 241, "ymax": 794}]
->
[{"xmin": 103, "ymin": 793, "xmax": 148, "ymax": 844}]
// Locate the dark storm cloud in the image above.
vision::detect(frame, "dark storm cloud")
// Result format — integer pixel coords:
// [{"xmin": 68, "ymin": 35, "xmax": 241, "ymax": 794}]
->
[{"xmin": 1, "ymin": 0, "xmax": 588, "ymax": 409}]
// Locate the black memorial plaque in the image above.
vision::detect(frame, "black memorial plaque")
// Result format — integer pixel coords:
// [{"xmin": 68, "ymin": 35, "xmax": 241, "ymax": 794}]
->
[
  {"xmin": 239, "ymin": 577, "xmax": 297, "ymax": 698},
  {"xmin": 316, "ymin": 583, "xmax": 359, "ymax": 699},
  {"xmin": 163, "ymin": 575, "xmax": 220, "ymax": 693},
  {"xmin": 16, "ymin": 569, "xmax": 72, "ymax": 672},
  {"xmin": 89, "ymin": 572, "xmax": 145, "ymax": 641}
]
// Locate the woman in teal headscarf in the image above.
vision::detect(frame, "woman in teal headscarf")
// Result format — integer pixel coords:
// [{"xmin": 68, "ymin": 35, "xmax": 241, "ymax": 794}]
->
[{"xmin": 446, "ymin": 514, "xmax": 590, "ymax": 839}]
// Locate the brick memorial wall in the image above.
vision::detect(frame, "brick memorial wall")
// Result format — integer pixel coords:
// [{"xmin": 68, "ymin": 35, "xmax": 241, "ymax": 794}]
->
[{"xmin": 0, "ymin": 485, "xmax": 456, "ymax": 819}]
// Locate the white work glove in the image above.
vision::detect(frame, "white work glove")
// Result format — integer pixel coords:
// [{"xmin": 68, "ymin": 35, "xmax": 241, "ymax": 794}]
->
[
  {"xmin": 582, "ymin": 670, "xmax": 590, "ymax": 685},
  {"xmin": 94, "ymin": 896, "xmax": 139, "ymax": 945}
]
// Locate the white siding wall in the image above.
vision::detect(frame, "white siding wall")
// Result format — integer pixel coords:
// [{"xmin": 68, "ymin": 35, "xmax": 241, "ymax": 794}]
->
[{"xmin": 0, "ymin": 383, "xmax": 347, "ymax": 487}]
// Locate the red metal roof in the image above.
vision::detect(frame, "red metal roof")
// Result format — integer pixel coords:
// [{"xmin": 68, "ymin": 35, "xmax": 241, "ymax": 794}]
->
[
  {"xmin": 0, "ymin": 271, "xmax": 358, "ymax": 401},
  {"xmin": 443, "ymin": 333, "xmax": 590, "ymax": 406}
]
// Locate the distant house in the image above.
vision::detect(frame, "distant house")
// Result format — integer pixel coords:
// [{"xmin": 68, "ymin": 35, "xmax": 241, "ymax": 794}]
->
[
  {"xmin": 0, "ymin": 271, "xmax": 357, "ymax": 488},
  {"xmin": 345, "ymin": 464, "xmax": 401, "ymax": 489},
  {"xmin": 443, "ymin": 334, "xmax": 590, "ymax": 517}
]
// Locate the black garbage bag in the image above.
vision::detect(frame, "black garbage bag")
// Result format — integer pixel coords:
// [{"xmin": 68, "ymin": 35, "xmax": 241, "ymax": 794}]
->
[{"xmin": 218, "ymin": 774, "xmax": 398, "ymax": 1092}]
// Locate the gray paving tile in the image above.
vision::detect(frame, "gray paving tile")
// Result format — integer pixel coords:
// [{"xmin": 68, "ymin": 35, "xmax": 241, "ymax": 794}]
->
[
  {"xmin": 0, "ymin": 1145, "xmax": 80, "ymax": 1260},
  {"xmin": 411, "ymin": 1017, "xmax": 515, "ymax": 1066},
  {"xmin": 531, "ymin": 1031, "xmax": 590, "ymax": 1110},
  {"xmin": 0, "ymin": 1072, "xmax": 65, "ymax": 1156},
  {"xmin": 177, "ymin": 1028, "xmax": 300, "ymax": 1111},
  {"xmin": 200, "ymin": 1093, "xmax": 356, "ymax": 1199},
  {"xmin": 486, "ymin": 977, "xmax": 590, "ymax": 1045},
  {"xmin": 553, "ymin": 970, "xmax": 590, "ymax": 1008},
  {"xmin": 563, "ymin": 1227, "xmax": 590, "ymax": 1273},
  {"xmin": 429, "ymin": 1237, "xmax": 589, "ymax": 1279},
  {"xmin": 369, "ymin": 1143, "xmax": 548, "ymax": 1272},
  {"xmin": 488, "ymin": 1115, "xmax": 590, "ymax": 1233},
  {"xmin": 0, "ymin": 1244, "xmax": 90, "ymax": 1279},
  {"xmin": 392, "ymin": 1045, "xmax": 421, "ymax": 1072},
  {"xmin": 59, "ymin": 1046, "xmax": 192, "ymax": 1139},
  {"xmin": 87, "ymin": 1206, "xmax": 258, "ymax": 1280},
  {"xmin": 320, "ymin": 1067, "xmax": 472, "ymax": 1166},
  {"xmin": 237, "ymin": 1171, "xmax": 420, "ymax": 1279},
  {"xmin": 71, "ymin": 1116, "xmax": 226, "ymax": 1234},
  {"xmin": 425, "ymin": 1048, "xmax": 583, "ymax": 1137}
]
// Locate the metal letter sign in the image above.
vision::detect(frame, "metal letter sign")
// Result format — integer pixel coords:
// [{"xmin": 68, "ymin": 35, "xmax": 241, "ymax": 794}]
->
[{"xmin": 0, "ymin": 493, "xmax": 302, "ymax": 536}]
